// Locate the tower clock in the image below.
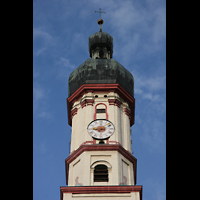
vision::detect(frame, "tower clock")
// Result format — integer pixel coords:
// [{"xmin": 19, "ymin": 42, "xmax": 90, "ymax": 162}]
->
[{"xmin": 87, "ymin": 119, "xmax": 115, "ymax": 140}]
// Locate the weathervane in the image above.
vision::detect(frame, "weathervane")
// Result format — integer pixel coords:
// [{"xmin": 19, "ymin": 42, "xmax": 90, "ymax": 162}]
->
[{"xmin": 95, "ymin": 8, "xmax": 106, "ymax": 32}]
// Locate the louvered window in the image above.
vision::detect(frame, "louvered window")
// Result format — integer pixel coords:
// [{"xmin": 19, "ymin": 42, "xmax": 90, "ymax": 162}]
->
[
  {"xmin": 96, "ymin": 109, "xmax": 105, "ymax": 113},
  {"xmin": 94, "ymin": 164, "xmax": 108, "ymax": 182}
]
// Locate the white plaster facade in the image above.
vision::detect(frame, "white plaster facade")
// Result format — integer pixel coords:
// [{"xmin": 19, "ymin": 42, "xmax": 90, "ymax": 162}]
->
[
  {"xmin": 70, "ymin": 91, "xmax": 132, "ymax": 153},
  {"xmin": 67, "ymin": 150, "xmax": 135, "ymax": 187},
  {"xmin": 62, "ymin": 89, "xmax": 142, "ymax": 200}
]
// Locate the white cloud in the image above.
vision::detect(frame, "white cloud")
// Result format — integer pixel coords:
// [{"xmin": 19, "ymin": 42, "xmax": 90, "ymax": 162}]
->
[
  {"xmin": 33, "ymin": 27, "xmax": 53, "ymax": 41},
  {"xmin": 33, "ymin": 85, "xmax": 46, "ymax": 104},
  {"xmin": 140, "ymin": 118, "xmax": 165, "ymax": 152},
  {"xmin": 150, "ymin": 5, "xmax": 166, "ymax": 44},
  {"xmin": 33, "ymin": 83, "xmax": 52, "ymax": 119},
  {"xmin": 109, "ymin": 0, "xmax": 146, "ymax": 34},
  {"xmin": 33, "ymin": 27, "xmax": 56, "ymax": 56},
  {"xmin": 58, "ymin": 57, "xmax": 75, "ymax": 69},
  {"xmin": 133, "ymin": 67, "xmax": 166, "ymax": 103},
  {"xmin": 134, "ymin": 95, "xmax": 165, "ymax": 153},
  {"xmin": 35, "ymin": 47, "xmax": 47, "ymax": 56},
  {"xmin": 142, "ymin": 93, "xmax": 161, "ymax": 102},
  {"xmin": 37, "ymin": 111, "xmax": 52, "ymax": 119},
  {"xmin": 55, "ymin": 57, "xmax": 76, "ymax": 80},
  {"xmin": 99, "ymin": 0, "xmax": 166, "ymax": 61},
  {"xmin": 131, "ymin": 64, "xmax": 166, "ymax": 152}
]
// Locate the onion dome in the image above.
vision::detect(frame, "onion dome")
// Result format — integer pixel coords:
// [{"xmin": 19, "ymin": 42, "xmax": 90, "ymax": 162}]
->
[{"xmin": 68, "ymin": 59, "xmax": 134, "ymax": 97}]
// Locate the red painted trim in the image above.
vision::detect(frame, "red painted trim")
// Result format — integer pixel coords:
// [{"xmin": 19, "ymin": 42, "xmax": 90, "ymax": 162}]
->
[
  {"xmin": 108, "ymin": 99, "xmax": 116, "ymax": 105},
  {"xmin": 81, "ymin": 100, "xmax": 87, "ymax": 108},
  {"xmin": 86, "ymin": 89, "xmax": 94, "ymax": 93},
  {"xmin": 108, "ymin": 99, "xmax": 122, "ymax": 108},
  {"xmin": 86, "ymin": 99, "xmax": 94, "ymax": 105},
  {"xmin": 115, "ymin": 99, "xmax": 122, "ymax": 108},
  {"xmin": 80, "ymin": 140, "xmax": 119, "ymax": 145},
  {"xmin": 71, "ymin": 108, "xmax": 78, "ymax": 119},
  {"xmin": 108, "ymin": 141, "xmax": 120, "ymax": 144},
  {"xmin": 65, "ymin": 144, "xmax": 137, "ymax": 186},
  {"xmin": 60, "ymin": 185, "xmax": 142, "ymax": 200},
  {"xmin": 94, "ymin": 103, "xmax": 108, "ymax": 120},
  {"xmin": 67, "ymin": 84, "xmax": 135, "ymax": 126},
  {"xmin": 124, "ymin": 108, "xmax": 131, "ymax": 119},
  {"xmin": 81, "ymin": 99, "xmax": 94, "ymax": 108},
  {"xmin": 80, "ymin": 141, "xmax": 94, "ymax": 145}
]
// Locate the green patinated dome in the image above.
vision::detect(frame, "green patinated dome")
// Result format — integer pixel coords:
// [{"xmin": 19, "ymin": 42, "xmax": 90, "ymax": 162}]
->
[
  {"xmin": 68, "ymin": 59, "xmax": 134, "ymax": 97},
  {"xmin": 68, "ymin": 30, "xmax": 134, "ymax": 97},
  {"xmin": 89, "ymin": 32, "xmax": 113, "ymax": 58}
]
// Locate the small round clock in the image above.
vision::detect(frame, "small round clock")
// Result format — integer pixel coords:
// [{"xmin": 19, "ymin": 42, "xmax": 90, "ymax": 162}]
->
[{"xmin": 87, "ymin": 119, "xmax": 115, "ymax": 140}]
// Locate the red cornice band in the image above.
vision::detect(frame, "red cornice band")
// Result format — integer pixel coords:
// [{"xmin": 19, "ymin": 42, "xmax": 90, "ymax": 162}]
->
[
  {"xmin": 67, "ymin": 84, "xmax": 135, "ymax": 126},
  {"xmin": 65, "ymin": 144, "xmax": 137, "ymax": 186},
  {"xmin": 60, "ymin": 185, "xmax": 142, "ymax": 200}
]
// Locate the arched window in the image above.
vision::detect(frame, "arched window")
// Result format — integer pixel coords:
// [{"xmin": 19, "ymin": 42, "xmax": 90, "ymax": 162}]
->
[
  {"xmin": 94, "ymin": 103, "xmax": 108, "ymax": 120},
  {"xmin": 94, "ymin": 164, "xmax": 108, "ymax": 182},
  {"xmin": 99, "ymin": 50, "xmax": 104, "ymax": 58}
]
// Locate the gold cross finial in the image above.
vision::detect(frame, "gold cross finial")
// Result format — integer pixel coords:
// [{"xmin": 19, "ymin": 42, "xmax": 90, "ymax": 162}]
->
[
  {"xmin": 95, "ymin": 8, "xmax": 106, "ymax": 32},
  {"xmin": 95, "ymin": 8, "xmax": 106, "ymax": 19}
]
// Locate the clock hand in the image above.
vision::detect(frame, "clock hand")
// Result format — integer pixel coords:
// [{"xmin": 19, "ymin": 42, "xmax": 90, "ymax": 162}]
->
[
  {"xmin": 93, "ymin": 123, "xmax": 111, "ymax": 130},
  {"xmin": 103, "ymin": 123, "xmax": 111, "ymax": 127},
  {"xmin": 93, "ymin": 127, "xmax": 104, "ymax": 131}
]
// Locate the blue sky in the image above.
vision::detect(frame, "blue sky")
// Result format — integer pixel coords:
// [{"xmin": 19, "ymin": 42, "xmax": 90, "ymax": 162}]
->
[{"xmin": 33, "ymin": 0, "xmax": 166, "ymax": 200}]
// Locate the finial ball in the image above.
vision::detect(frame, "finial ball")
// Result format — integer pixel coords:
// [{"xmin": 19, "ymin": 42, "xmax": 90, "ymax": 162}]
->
[{"xmin": 97, "ymin": 19, "xmax": 104, "ymax": 25}]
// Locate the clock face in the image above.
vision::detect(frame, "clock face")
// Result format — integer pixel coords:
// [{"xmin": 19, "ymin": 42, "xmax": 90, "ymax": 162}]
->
[{"xmin": 87, "ymin": 119, "xmax": 115, "ymax": 140}]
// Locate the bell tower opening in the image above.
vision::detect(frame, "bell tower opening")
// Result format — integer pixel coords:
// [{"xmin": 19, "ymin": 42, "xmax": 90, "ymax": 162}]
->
[
  {"xmin": 94, "ymin": 103, "xmax": 108, "ymax": 120},
  {"xmin": 99, "ymin": 50, "xmax": 104, "ymax": 58},
  {"xmin": 94, "ymin": 164, "xmax": 108, "ymax": 182}
]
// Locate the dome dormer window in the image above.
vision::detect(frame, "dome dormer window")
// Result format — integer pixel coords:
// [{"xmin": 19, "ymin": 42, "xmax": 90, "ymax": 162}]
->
[{"xmin": 99, "ymin": 50, "xmax": 104, "ymax": 58}]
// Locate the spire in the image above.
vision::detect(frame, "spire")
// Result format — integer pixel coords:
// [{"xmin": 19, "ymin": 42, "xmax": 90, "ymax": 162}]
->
[{"xmin": 95, "ymin": 8, "xmax": 106, "ymax": 32}]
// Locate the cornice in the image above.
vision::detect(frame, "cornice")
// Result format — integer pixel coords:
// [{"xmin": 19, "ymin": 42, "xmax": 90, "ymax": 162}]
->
[
  {"xmin": 65, "ymin": 144, "xmax": 137, "ymax": 185},
  {"xmin": 60, "ymin": 185, "xmax": 142, "ymax": 200},
  {"xmin": 67, "ymin": 84, "xmax": 135, "ymax": 126}
]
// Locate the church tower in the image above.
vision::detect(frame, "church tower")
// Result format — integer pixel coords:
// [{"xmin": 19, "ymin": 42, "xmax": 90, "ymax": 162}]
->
[{"xmin": 60, "ymin": 11, "xmax": 143, "ymax": 200}]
